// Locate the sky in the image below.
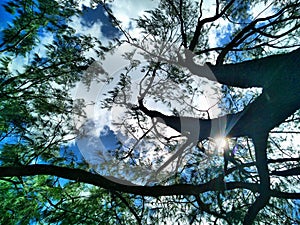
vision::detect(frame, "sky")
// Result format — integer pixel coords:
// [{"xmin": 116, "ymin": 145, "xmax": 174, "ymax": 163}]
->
[
  {"xmin": 81, "ymin": 4, "xmax": 122, "ymax": 39},
  {"xmin": 64, "ymin": 0, "xmax": 300, "ymax": 188},
  {"xmin": 0, "ymin": 0, "xmax": 266, "ymax": 170},
  {"xmin": 70, "ymin": 0, "xmax": 230, "ymax": 178},
  {"xmin": 0, "ymin": 0, "xmax": 14, "ymax": 41},
  {"xmin": 2, "ymin": 0, "xmax": 299, "ymax": 184},
  {"xmin": 0, "ymin": 0, "xmax": 160, "ymax": 180},
  {"xmin": 1, "ymin": 1, "xmax": 299, "ymax": 222}
]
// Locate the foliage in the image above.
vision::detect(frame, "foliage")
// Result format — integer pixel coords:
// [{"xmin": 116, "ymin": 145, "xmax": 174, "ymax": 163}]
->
[{"xmin": 0, "ymin": 0, "xmax": 300, "ymax": 224}]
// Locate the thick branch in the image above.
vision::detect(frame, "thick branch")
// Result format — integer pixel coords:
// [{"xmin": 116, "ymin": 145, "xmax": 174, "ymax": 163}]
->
[
  {"xmin": 136, "ymin": 79, "xmax": 300, "ymax": 143},
  {"xmin": 253, "ymin": 134, "xmax": 270, "ymax": 192},
  {"xmin": 226, "ymin": 157, "xmax": 300, "ymax": 176},
  {"xmin": 243, "ymin": 133, "xmax": 270, "ymax": 225},
  {"xmin": 184, "ymin": 47, "xmax": 300, "ymax": 88},
  {"xmin": 0, "ymin": 164, "xmax": 233, "ymax": 195},
  {"xmin": 243, "ymin": 194, "xmax": 270, "ymax": 225},
  {"xmin": 135, "ymin": 98, "xmax": 244, "ymax": 141},
  {"xmin": 0, "ymin": 165, "xmax": 298, "ymax": 199},
  {"xmin": 271, "ymin": 167, "xmax": 300, "ymax": 176}
]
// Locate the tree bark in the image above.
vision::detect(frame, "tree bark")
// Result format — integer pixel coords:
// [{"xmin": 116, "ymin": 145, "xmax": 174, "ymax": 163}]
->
[
  {"xmin": 243, "ymin": 133, "xmax": 270, "ymax": 224},
  {"xmin": 0, "ymin": 164, "xmax": 299, "ymax": 199},
  {"xmin": 185, "ymin": 47, "xmax": 300, "ymax": 88},
  {"xmin": 142, "ymin": 48, "xmax": 300, "ymax": 140}
]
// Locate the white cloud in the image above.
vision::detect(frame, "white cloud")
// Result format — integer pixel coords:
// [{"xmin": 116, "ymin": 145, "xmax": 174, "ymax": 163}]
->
[
  {"xmin": 250, "ymin": 0, "xmax": 275, "ymax": 19},
  {"xmin": 77, "ymin": 0, "xmax": 94, "ymax": 10},
  {"xmin": 108, "ymin": 0, "xmax": 159, "ymax": 39},
  {"xmin": 56, "ymin": 0, "xmax": 95, "ymax": 10},
  {"xmin": 69, "ymin": 15, "xmax": 103, "ymax": 39},
  {"xmin": 68, "ymin": 15, "xmax": 109, "ymax": 60},
  {"xmin": 110, "ymin": 0, "xmax": 159, "ymax": 27}
]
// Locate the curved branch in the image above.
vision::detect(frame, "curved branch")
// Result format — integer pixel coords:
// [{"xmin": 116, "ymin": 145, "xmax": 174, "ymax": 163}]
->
[
  {"xmin": 243, "ymin": 194, "xmax": 270, "ymax": 225},
  {"xmin": 0, "ymin": 164, "xmax": 298, "ymax": 199},
  {"xmin": 135, "ymin": 77, "xmax": 300, "ymax": 143},
  {"xmin": 216, "ymin": 2, "xmax": 300, "ymax": 65},
  {"xmin": 243, "ymin": 133, "xmax": 270, "ymax": 224},
  {"xmin": 134, "ymin": 98, "xmax": 241, "ymax": 140},
  {"xmin": 189, "ymin": 0, "xmax": 235, "ymax": 51},
  {"xmin": 184, "ymin": 47, "xmax": 300, "ymax": 88}
]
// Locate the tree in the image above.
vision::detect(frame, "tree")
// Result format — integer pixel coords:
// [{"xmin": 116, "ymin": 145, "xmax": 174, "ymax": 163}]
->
[{"xmin": 0, "ymin": 0, "xmax": 300, "ymax": 224}]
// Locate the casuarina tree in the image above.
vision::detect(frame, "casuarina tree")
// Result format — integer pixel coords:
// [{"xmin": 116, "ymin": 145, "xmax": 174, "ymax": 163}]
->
[{"xmin": 0, "ymin": 0, "xmax": 299, "ymax": 224}]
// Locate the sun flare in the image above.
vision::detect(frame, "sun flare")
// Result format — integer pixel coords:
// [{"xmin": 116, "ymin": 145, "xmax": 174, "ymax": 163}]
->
[{"xmin": 214, "ymin": 136, "xmax": 228, "ymax": 150}]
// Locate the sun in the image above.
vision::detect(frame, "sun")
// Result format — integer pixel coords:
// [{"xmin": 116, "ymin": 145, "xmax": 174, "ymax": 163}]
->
[{"xmin": 214, "ymin": 136, "xmax": 228, "ymax": 152}]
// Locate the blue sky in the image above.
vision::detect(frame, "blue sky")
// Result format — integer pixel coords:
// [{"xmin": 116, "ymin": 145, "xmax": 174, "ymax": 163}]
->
[
  {"xmin": 0, "ymin": 0, "xmax": 14, "ymax": 40},
  {"xmin": 3, "ymin": 0, "xmax": 295, "ymax": 176},
  {"xmin": 0, "ymin": 0, "xmax": 159, "ymax": 167},
  {"xmin": 0, "ymin": 1, "xmax": 121, "ymax": 40},
  {"xmin": 0, "ymin": 1, "xmax": 121, "ymax": 163},
  {"xmin": 1, "ymin": 2, "xmax": 300, "ymax": 219},
  {"xmin": 81, "ymin": 4, "xmax": 122, "ymax": 39}
]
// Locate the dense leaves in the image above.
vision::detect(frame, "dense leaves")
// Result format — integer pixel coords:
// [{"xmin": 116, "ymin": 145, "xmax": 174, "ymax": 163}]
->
[{"xmin": 0, "ymin": 0, "xmax": 300, "ymax": 224}]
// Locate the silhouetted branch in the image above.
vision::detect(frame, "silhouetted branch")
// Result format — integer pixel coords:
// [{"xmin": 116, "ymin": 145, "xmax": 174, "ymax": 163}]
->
[
  {"xmin": 243, "ymin": 133, "xmax": 270, "ymax": 225},
  {"xmin": 0, "ymin": 164, "xmax": 298, "ymax": 199},
  {"xmin": 189, "ymin": 0, "xmax": 235, "ymax": 51}
]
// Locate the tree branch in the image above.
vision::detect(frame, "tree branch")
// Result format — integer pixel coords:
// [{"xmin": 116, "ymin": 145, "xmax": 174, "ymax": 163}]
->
[
  {"xmin": 183, "ymin": 47, "xmax": 300, "ymax": 88},
  {"xmin": 194, "ymin": 195, "xmax": 231, "ymax": 223},
  {"xmin": 189, "ymin": 0, "xmax": 235, "ymax": 51},
  {"xmin": 271, "ymin": 167, "xmax": 300, "ymax": 176},
  {"xmin": 243, "ymin": 194, "xmax": 270, "ymax": 225},
  {"xmin": 216, "ymin": 2, "xmax": 300, "ymax": 65},
  {"xmin": 135, "ymin": 74, "xmax": 300, "ymax": 143},
  {"xmin": 134, "ymin": 98, "xmax": 244, "ymax": 141},
  {"xmin": 0, "ymin": 164, "xmax": 298, "ymax": 199},
  {"xmin": 113, "ymin": 192, "xmax": 142, "ymax": 225},
  {"xmin": 243, "ymin": 133, "xmax": 270, "ymax": 225}
]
